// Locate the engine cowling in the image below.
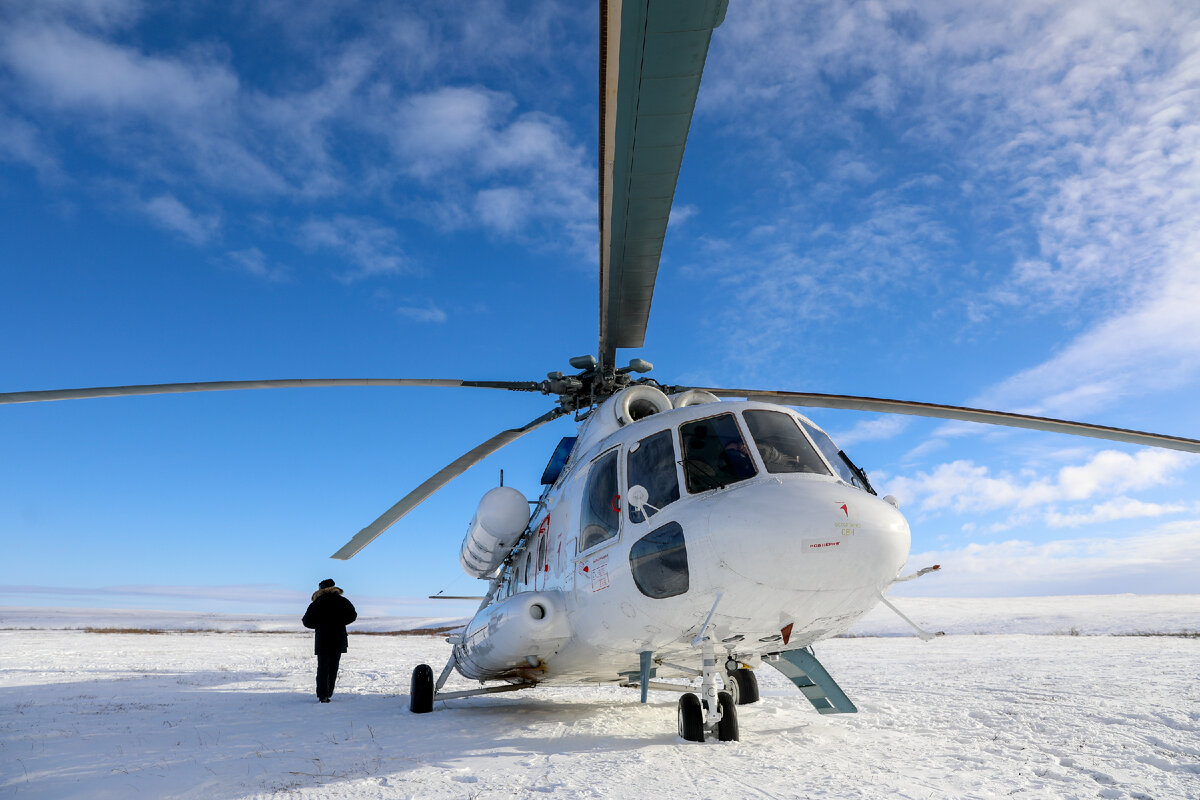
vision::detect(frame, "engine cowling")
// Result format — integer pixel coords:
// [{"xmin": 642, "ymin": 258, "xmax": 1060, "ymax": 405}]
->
[
  {"xmin": 459, "ymin": 486, "xmax": 530, "ymax": 578},
  {"xmin": 613, "ymin": 385, "xmax": 672, "ymax": 425}
]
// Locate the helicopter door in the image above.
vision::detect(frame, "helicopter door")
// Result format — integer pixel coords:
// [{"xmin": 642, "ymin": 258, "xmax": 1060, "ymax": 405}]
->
[
  {"xmin": 578, "ymin": 449, "xmax": 621, "ymax": 552},
  {"xmin": 626, "ymin": 429, "xmax": 680, "ymax": 524},
  {"xmin": 575, "ymin": 448, "xmax": 621, "ymax": 595},
  {"xmin": 626, "ymin": 429, "xmax": 689, "ymax": 599}
]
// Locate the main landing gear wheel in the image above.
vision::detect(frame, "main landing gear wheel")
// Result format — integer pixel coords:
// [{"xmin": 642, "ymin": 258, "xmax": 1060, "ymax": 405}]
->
[
  {"xmin": 410, "ymin": 664, "xmax": 434, "ymax": 714},
  {"xmin": 678, "ymin": 692, "xmax": 704, "ymax": 742},
  {"xmin": 716, "ymin": 690, "xmax": 739, "ymax": 741},
  {"xmin": 726, "ymin": 667, "xmax": 759, "ymax": 705}
]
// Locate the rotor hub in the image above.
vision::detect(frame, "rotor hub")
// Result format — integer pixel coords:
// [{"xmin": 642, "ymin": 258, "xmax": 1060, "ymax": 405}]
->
[{"xmin": 539, "ymin": 355, "xmax": 668, "ymax": 413}]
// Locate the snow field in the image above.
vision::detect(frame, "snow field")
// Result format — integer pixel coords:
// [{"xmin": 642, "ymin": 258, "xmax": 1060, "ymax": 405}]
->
[{"xmin": 1, "ymin": 626, "xmax": 1197, "ymax": 799}]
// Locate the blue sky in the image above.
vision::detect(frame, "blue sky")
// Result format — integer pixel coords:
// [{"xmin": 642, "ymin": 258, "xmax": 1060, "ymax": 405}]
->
[{"xmin": 2, "ymin": 0, "xmax": 1199, "ymax": 616}]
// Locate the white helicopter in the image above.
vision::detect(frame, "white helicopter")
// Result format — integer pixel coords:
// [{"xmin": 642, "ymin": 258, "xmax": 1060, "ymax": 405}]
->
[{"xmin": 5, "ymin": 0, "xmax": 1200, "ymax": 743}]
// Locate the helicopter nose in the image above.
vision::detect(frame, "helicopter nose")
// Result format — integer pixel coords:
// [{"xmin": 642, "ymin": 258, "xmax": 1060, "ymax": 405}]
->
[{"xmin": 701, "ymin": 479, "xmax": 910, "ymax": 593}]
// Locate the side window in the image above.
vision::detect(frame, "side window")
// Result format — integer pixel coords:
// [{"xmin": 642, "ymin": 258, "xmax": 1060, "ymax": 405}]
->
[
  {"xmin": 579, "ymin": 449, "xmax": 620, "ymax": 551},
  {"xmin": 629, "ymin": 522, "xmax": 689, "ymax": 599},
  {"xmin": 627, "ymin": 430, "xmax": 681, "ymax": 524},
  {"xmin": 744, "ymin": 410, "xmax": 831, "ymax": 476},
  {"xmin": 537, "ymin": 535, "xmax": 547, "ymax": 574},
  {"xmin": 679, "ymin": 413, "xmax": 757, "ymax": 493},
  {"xmin": 523, "ymin": 551, "xmax": 532, "ymax": 586},
  {"xmin": 799, "ymin": 419, "xmax": 874, "ymax": 493}
]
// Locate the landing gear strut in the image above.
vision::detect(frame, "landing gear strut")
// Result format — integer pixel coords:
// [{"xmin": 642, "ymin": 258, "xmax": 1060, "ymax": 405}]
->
[{"xmin": 678, "ymin": 625, "xmax": 740, "ymax": 741}]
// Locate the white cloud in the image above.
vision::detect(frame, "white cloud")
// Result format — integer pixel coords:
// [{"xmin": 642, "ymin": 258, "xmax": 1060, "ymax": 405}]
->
[
  {"xmin": 0, "ymin": 17, "xmax": 291, "ymax": 197},
  {"xmin": 384, "ymin": 86, "xmax": 593, "ymax": 244},
  {"xmin": 391, "ymin": 86, "xmax": 509, "ymax": 180},
  {"xmin": 225, "ymin": 247, "xmax": 289, "ymax": 283},
  {"xmin": 885, "ymin": 448, "xmax": 1194, "ymax": 514},
  {"xmin": 976, "ymin": 252, "xmax": 1200, "ymax": 417},
  {"xmin": 0, "ymin": 23, "xmax": 238, "ymax": 120},
  {"xmin": 831, "ymin": 415, "xmax": 910, "ymax": 447},
  {"xmin": 0, "ymin": 4, "xmax": 597, "ymax": 269},
  {"xmin": 142, "ymin": 194, "xmax": 219, "ymax": 244},
  {"xmin": 0, "ymin": 111, "xmax": 59, "ymax": 179},
  {"xmin": 669, "ymin": 203, "xmax": 699, "ymax": 226},
  {"xmin": 473, "ymin": 186, "xmax": 528, "ymax": 233},
  {"xmin": 299, "ymin": 216, "xmax": 409, "ymax": 282},
  {"xmin": 19, "ymin": 0, "xmax": 144, "ymax": 31},
  {"xmin": 1045, "ymin": 497, "xmax": 1189, "ymax": 528},
  {"xmin": 902, "ymin": 522, "xmax": 1200, "ymax": 596},
  {"xmin": 396, "ymin": 303, "xmax": 448, "ymax": 324},
  {"xmin": 691, "ymin": 1, "xmax": 1200, "ymax": 406}
]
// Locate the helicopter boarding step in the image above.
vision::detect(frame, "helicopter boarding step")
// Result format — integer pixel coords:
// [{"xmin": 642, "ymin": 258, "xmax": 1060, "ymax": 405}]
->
[{"xmin": 767, "ymin": 648, "xmax": 858, "ymax": 714}]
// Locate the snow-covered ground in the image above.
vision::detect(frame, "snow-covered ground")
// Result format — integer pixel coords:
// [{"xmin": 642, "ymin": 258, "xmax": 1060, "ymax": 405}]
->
[{"xmin": 2, "ymin": 597, "xmax": 1197, "ymax": 799}]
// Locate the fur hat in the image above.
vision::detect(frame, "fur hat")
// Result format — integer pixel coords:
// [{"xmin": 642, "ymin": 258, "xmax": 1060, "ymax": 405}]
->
[{"xmin": 318, "ymin": 578, "xmax": 335, "ymax": 590}]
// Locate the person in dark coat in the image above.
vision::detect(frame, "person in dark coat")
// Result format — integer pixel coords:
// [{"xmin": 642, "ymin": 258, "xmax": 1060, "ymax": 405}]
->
[{"xmin": 302, "ymin": 578, "xmax": 357, "ymax": 702}]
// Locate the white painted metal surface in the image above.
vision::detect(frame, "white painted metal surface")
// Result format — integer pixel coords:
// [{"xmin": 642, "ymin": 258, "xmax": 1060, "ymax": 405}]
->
[{"xmin": 450, "ymin": 392, "xmax": 912, "ymax": 689}]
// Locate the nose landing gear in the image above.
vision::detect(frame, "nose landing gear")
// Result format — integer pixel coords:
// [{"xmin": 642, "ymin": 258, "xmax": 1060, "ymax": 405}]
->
[
  {"xmin": 677, "ymin": 631, "xmax": 741, "ymax": 741},
  {"xmin": 676, "ymin": 690, "xmax": 738, "ymax": 742}
]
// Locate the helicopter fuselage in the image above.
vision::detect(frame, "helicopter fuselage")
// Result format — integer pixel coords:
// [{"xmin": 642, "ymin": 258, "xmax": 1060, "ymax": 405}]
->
[{"xmin": 453, "ymin": 396, "xmax": 911, "ymax": 685}]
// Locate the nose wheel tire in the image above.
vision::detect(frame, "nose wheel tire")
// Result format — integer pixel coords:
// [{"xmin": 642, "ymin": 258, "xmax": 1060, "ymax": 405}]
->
[
  {"xmin": 726, "ymin": 667, "xmax": 759, "ymax": 705},
  {"xmin": 410, "ymin": 664, "xmax": 434, "ymax": 713},
  {"xmin": 678, "ymin": 692, "xmax": 704, "ymax": 742},
  {"xmin": 678, "ymin": 690, "xmax": 740, "ymax": 742},
  {"xmin": 716, "ymin": 690, "xmax": 740, "ymax": 741}
]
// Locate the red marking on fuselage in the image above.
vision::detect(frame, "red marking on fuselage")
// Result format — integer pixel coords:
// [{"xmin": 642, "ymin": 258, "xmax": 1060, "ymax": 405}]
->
[{"xmin": 839, "ymin": 503, "xmax": 848, "ymax": 516}]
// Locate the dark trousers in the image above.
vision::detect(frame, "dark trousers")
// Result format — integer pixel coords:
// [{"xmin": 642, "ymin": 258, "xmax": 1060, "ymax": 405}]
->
[{"xmin": 316, "ymin": 651, "xmax": 342, "ymax": 699}]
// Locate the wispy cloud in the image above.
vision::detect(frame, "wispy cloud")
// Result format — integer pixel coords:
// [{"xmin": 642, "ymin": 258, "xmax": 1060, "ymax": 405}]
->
[
  {"xmin": 885, "ymin": 448, "xmax": 1195, "ymax": 514},
  {"xmin": 669, "ymin": 203, "xmax": 699, "ymax": 226},
  {"xmin": 690, "ymin": 0, "xmax": 1200, "ymax": 405},
  {"xmin": 396, "ymin": 302, "xmax": 447, "ymax": 323},
  {"xmin": 0, "ymin": 111, "xmax": 60, "ymax": 180},
  {"xmin": 2, "ymin": 23, "xmax": 237, "ymax": 119},
  {"xmin": 1045, "ymin": 497, "xmax": 1190, "ymax": 529},
  {"xmin": 831, "ymin": 415, "xmax": 910, "ymax": 447},
  {"xmin": 904, "ymin": 522, "xmax": 1200, "ymax": 596},
  {"xmin": 142, "ymin": 194, "xmax": 220, "ymax": 244},
  {"xmin": 299, "ymin": 216, "xmax": 409, "ymax": 282},
  {"xmin": 381, "ymin": 86, "xmax": 593, "ymax": 246},
  {"xmin": 0, "ymin": 2, "xmax": 595, "ymax": 274},
  {"xmin": 225, "ymin": 247, "xmax": 289, "ymax": 283}
]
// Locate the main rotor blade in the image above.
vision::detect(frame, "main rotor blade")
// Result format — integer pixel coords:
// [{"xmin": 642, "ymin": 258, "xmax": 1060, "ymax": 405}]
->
[
  {"xmin": 0, "ymin": 378, "xmax": 541, "ymax": 405},
  {"xmin": 597, "ymin": 0, "xmax": 728, "ymax": 369},
  {"xmin": 330, "ymin": 407, "xmax": 567, "ymax": 561},
  {"xmin": 693, "ymin": 388, "xmax": 1200, "ymax": 454}
]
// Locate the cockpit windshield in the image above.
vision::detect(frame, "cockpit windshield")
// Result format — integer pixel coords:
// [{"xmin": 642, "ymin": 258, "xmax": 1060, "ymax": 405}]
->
[
  {"xmin": 798, "ymin": 418, "xmax": 875, "ymax": 494},
  {"xmin": 679, "ymin": 413, "xmax": 757, "ymax": 493},
  {"xmin": 743, "ymin": 410, "xmax": 831, "ymax": 475}
]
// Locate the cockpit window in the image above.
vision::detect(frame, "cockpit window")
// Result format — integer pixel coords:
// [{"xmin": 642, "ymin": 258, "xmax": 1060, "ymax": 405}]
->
[
  {"xmin": 679, "ymin": 413, "xmax": 757, "ymax": 493},
  {"xmin": 743, "ymin": 410, "xmax": 831, "ymax": 476},
  {"xmin": 799, "ymin": 419, "xmax": 875, "ymax": 494},
  {"xmin": 579, "ymin": 449, "xmax": 620, "ymax": 551},
  {"xmin": 627, "ymin": 429, "xmax": 680, "ymax": 524}
]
